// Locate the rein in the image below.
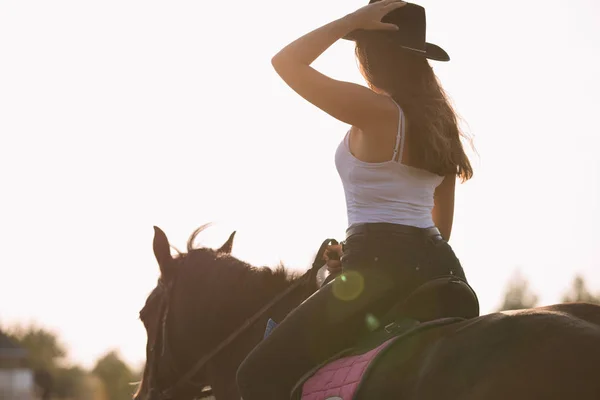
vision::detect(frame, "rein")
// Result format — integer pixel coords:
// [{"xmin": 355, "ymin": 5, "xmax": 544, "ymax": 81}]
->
[{"xmin": 157, "ymin": 238, "xmax": 338, "ymax": 399}]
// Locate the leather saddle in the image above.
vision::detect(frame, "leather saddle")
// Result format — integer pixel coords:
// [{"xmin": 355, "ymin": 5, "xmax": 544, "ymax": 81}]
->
[{"xmin": 392, "ymin": 274, "xmax": 480, "ymax": 323}]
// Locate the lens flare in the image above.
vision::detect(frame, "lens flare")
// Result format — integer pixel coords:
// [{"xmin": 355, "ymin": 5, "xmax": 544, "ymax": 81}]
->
[
  {"xmin": 332, "ymin": 270, "xmax": 364, "ymax": 301},
  {"xmin": 365, "ymin": 313, "xmax": 380, "ymax": 331}
]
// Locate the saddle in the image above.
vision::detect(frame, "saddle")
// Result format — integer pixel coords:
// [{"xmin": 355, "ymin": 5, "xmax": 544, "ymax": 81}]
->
[
  {"xmin": 288, "ymin": 239, "xmax": 481, "ymax": 400},
  {"xmin": 386, "ymin": 274, "xmax": 480, "ymax": 323}
]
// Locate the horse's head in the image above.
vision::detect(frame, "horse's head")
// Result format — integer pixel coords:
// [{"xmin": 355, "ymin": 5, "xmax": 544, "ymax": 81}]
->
[
  {"xmin": 134, "ymin": 225, "xmax": 316, "ymax": 400},
  {"xmin": 134, "ymin": 224, "xmax": 238, "ymax": 400}
]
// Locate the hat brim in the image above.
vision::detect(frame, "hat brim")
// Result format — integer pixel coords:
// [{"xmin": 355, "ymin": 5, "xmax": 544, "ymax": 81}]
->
[
  {"xmin": 401, "ymin": 43, "xmax": 450, "ymax": 62},
  {"xmin": 343, "ymin": 31, "xmax": 450, "ymax": 62}
]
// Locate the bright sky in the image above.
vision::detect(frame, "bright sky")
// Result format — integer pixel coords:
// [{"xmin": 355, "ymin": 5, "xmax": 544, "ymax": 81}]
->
[{"xmin": 1, "ymin": 0, "xmax": 599, "ymax": 370}]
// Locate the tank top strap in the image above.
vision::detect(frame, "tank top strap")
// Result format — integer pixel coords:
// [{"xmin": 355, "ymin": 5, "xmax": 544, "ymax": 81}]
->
[{"xmin": 391, "ymin": 100, "xmax": 406, "ymax": 163}]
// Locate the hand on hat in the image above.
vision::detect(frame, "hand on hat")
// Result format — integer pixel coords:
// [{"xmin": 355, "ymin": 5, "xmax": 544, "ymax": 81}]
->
[{"xmin": 345, "ymin": 0, "xmax": 407, "ymax": 32}]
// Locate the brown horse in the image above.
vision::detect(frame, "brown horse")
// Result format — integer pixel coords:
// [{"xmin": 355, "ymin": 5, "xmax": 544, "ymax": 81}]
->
[{"xmin": 134, "ymin": 225, "xmax": 600, "ymax": 400}]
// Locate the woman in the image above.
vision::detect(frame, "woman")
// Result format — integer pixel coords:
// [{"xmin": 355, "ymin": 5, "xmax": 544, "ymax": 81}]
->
[{"xmin": 236, "ymin": 1, "xmax": 475, "ymax": 398}]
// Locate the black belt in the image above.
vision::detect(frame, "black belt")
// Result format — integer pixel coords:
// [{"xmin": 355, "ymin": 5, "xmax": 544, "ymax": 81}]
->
[{"xmin": 346, "ymin": 222, "xmax": 441, "ymax": 240}]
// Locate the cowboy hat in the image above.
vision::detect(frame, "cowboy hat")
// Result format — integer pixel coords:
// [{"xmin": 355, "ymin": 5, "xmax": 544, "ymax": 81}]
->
[{"xmin": 344, "ymin": 1, "xmax": 450, "ymax": 62}]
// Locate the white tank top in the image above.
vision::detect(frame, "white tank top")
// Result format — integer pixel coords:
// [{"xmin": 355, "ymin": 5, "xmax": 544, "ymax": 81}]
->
[{"xmin": 334, "ymin": 100, "xmax": 444, "ymax": 229}]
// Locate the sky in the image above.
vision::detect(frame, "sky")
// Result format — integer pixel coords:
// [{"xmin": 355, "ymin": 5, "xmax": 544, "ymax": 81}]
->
[{"xmin": 1, "ymin": 0, "xmax": 599, "ymax": 370}]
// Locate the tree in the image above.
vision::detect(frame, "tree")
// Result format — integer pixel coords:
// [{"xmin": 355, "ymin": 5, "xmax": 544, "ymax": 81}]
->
[
  {"xmin": 497, "ymin": 269, "xmax": 539, "ymax": 311},
  {"xmin": 7, "ymin": 324, "xmax": 66, "ymax": 373},
  {"xmin": 562, "ymin": 275, "xmax": 600, "ymax": 304},
  {"xmin": 82, "ymin": 374, "xmax": 109, "ymax": 400},
  {"xmin": 92, "ymin": 350, "xmax": 138, "ymax": 400},
  {"xmin": 3, "ymin": 324, "xmax": 140, "ymax": 400},
  {"xmin": 54, "ymin": 366, "xmax": 89, "ymax": 399},
  {"xmin": 5, "ymin": 324, "xmax": 96, "ymax": 399}
]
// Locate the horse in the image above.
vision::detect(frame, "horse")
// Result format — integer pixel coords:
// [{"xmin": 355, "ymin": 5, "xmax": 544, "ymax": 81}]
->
[{"xmin": 134, "ymin": 225, "xmax": 600, "ymax": 400}]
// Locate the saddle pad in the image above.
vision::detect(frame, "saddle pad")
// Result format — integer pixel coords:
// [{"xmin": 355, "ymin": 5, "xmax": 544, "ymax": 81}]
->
[{"xmin": 300, "ymin": 336, "xmax": 398, "ymax": 400}]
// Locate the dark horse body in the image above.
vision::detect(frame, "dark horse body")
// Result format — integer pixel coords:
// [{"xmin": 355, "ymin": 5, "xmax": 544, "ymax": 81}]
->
[{"xmin": 135, "ymin": 226, "xmax": 600, "ymax": 400}]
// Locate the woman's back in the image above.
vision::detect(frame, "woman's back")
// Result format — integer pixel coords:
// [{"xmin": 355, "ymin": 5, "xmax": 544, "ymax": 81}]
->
[{"xmin": 336, "ymin": 100, "xmax": 444, "ymax": 228}]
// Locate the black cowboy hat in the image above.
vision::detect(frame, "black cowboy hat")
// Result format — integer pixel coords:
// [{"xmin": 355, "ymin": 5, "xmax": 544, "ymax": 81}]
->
[{"xmin": 344, "ymin": 1, "xmax": 450, "ymax": 62}]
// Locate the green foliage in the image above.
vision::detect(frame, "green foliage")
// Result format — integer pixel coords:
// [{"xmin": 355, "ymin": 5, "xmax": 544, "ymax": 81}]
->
[
  {"xmin": 7, "ymin": 324, "xmax": 66, "ymax": 372},
  {"xmin": 2, "ymin": 325, "xmax": 140, "ymax": 400},
  {"xmin": 497, "ymin": 269, "xmax": 539, "ymax": 311},
  {"xmin": 562, "ymin": 274, "xmax": 600, "ymax": 304},
  {"xmin": 92, "ymin": 350, "xmax": 139, "ymax": 400},
  {"xmin": 498, "ymin": 271, "xmax": 600, "ymax": 312},
  {"xmin": 54, "ymin": 366, "xmax": 89, "ymax": 399}
]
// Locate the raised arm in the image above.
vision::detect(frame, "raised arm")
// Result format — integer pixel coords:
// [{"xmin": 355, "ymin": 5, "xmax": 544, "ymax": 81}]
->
[
  {"xmin": 432, "ymin": 174, "xmax": 456, "ymax": 241},
  {"xmin": 271, "ymin": 0, "xmax": 407, "ymax": 130}
]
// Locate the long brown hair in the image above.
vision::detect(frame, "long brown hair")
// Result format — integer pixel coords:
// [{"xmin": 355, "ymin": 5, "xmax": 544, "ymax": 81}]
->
[{"xmin": 355, "ymin": 37, "xmax": 473, "ymax": 182}]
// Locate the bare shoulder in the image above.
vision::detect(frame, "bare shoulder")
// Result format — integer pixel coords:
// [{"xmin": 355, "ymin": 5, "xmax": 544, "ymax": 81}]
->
[{"xmin": 359, "ymin": 94, "xmax": 401, "ymax": 135}]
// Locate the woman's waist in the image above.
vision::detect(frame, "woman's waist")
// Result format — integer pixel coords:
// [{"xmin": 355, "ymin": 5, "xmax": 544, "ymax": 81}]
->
[
  {"xmin": 341, "ymin": 222, "xmax": 448, "ymax": 273},
  {"xmin": 345, "ymin": 222, "xmax": 441, "ymax": 240}
]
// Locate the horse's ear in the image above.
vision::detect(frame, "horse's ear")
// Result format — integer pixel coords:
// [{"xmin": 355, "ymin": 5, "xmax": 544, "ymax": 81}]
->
[
  {"xmin": 153, "ymin": 226, "xmax": 175, "ymax": 279},
  {"xmin": 217, "ymin": 231, "xmax": 236, "ymax": 254}
]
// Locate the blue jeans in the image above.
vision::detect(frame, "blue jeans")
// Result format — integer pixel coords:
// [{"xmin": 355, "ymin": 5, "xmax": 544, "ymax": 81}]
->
[{"xmin": 236, "ymin": 224, "xmax": 468, "ymax": 400}]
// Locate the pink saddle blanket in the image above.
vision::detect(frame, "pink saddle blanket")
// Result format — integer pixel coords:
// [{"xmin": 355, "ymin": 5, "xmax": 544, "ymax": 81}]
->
[{"xmin": 300, "ymin": 336, "xmax": 398, "ymax": 400}]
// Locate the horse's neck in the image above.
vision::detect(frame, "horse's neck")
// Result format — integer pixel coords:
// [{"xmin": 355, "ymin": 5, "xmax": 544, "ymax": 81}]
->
[
  {"xmin": 208, "ymin": 267, "xmax": 314, "ymax": 400},
  {"xmin": 245, "ymin": 268, "xmax": 307, "ymax": 319},
  {"xmin": 234, "ymin": 265, "xmax": 317, "ymax": 345}
]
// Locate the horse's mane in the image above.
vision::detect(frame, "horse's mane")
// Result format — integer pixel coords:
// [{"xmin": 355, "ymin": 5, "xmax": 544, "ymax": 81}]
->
[{"xmin": 171, "ymin": 224, "xmax": 304, "ymax": 299}]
